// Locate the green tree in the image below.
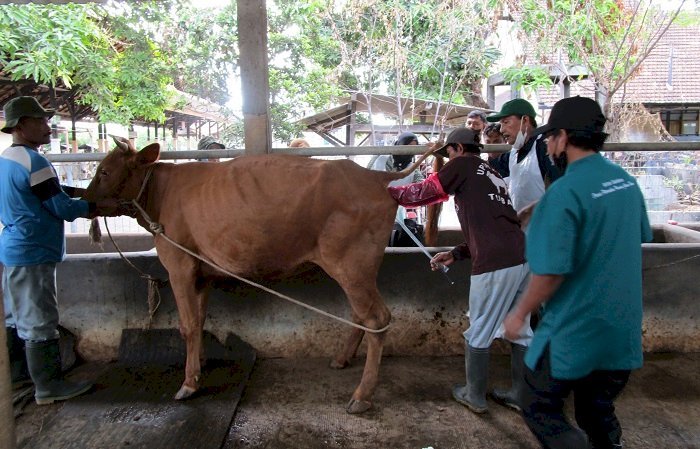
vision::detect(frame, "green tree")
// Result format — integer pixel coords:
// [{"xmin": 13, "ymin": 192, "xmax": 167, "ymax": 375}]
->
[
  {"xmin": 0, "ymin": 1, "xmax": 508, "ymax": 145},
  {"xmin": 503, "ymin": 0, "xmax": 688, "ymax": 134},
  {"xmin": 0, "ymin": 2, "xmax": 174, "ymax": 125},
  {"xmin": 271, "ymin": 0, "xmax": 502, "ymax": 141}
]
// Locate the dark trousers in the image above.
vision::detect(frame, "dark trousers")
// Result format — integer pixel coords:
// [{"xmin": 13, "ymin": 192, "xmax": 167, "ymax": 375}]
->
[{"xmin": 522, "ymin": 346, "xmax": 630, "ymax": 449}]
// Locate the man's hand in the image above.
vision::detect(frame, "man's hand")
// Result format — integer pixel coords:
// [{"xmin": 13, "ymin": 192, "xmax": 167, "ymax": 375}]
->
[
  {"xmin": 518, "ymin": 201, "xmax": 539, "ymax": 229},
  {"xmin": 88, "ymin": 199, "xmax": 123, "ymax": 218},
  {"xmin": 503, "ymin": 274, "xmax": 564, "ymax": 340},
  {"xmin": 427, "ymin": 141, "xmax": 442, "ymax": 152},
  {"xmin": 504, "ymin": 311, "xmax": 526, "ymax": 341},
  {"xmin": 430, "ymin": 251, "xmax": 454, "ymax": 271},
  {"xmin": 70, "ymin": 187, "xmax": 87, "ymax": 198}
]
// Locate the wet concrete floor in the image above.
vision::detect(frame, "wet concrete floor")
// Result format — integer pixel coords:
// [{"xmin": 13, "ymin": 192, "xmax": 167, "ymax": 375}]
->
[{"xmin": 14, "ymin": 352, "xmax": 700, "ymax": 449}]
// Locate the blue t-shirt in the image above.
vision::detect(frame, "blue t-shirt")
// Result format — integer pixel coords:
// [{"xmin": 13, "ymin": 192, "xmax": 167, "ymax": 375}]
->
[
  {"xmin": 525, "ymin": 153, "xmax": 653, "ymax": 379},
  {"xmin": 0, "ymin": 145, "xmax": 90, "ymax": 266}
]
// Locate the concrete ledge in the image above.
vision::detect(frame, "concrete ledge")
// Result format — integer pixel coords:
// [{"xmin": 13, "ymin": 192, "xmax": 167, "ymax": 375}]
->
[
  {"xmin": 56, "ymin": 234, "xmax": 700, "ymax": 361},
  {"xmin": 66, "ymin": 233, "xmax": 154, "ymax": 254},
  {"xmin": 676, "ymin": 222, "xmax": 700, "ymax": 233},
  {"xmin": 657, "ymin": 223, "xmax": 700, "ymax": 243}
]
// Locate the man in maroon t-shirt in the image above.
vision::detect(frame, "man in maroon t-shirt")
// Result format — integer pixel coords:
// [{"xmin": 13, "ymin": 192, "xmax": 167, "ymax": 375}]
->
[{"xmin": 389, "ymin": 128, "xmax": 532, "ymax": 414}]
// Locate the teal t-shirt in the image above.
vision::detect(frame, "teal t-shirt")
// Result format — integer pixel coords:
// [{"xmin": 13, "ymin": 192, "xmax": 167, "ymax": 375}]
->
[{"xmin": 525, "ymin": 153, "xmax": 653, "ymax": 379}]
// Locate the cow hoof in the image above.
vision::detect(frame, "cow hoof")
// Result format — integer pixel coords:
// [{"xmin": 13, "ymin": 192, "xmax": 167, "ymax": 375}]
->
[
  {"xmin": 330, "ymin": 359, "xmax": 350, "ymax": 370},
  {"xmin": 346, "ymin": 398, "xmax": 371, "ymax": 414},
  {"xmin": 174, "ymin": 385, "xmax": 197, "ymax": 400}
]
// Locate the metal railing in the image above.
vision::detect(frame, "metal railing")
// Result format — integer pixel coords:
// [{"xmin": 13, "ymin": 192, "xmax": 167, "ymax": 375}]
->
[
  {"xmin": 44, "ymin": 141, "xmax": 700, "ymax": 162},
  {"xmin": 51, "ymin": 141, "xmax": 700, "ymax": 234}
]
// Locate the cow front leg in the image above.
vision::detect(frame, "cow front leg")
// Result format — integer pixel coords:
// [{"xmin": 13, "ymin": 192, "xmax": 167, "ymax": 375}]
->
[{"xmin": 168, "ymin": 275, "xmax": 208, "ymax": 401}]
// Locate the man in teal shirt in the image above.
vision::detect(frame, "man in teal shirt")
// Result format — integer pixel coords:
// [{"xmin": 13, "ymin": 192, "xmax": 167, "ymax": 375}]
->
[{"xmin": 504, "ymin": 96, "xmax": 653, "ymax": 449}]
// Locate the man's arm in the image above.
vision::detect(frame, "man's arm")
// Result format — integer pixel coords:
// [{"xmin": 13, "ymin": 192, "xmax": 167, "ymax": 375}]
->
[
  {"xmin": 535, "ymin": 139, "xmax": 563, "ymax": 187},
  {"xmin": 62, "ymin": 186, "xmax": 86, "ymax": 198},
  {"xmin": 517, "ymin": 200, "xmax": 539, "ymax": 229},
  {"xmin": 487, "ymin": 152, "xmax": 510, "ymax": 178},
  {"xmin": 450, "ymin": 243, "xmax": 471, "ymax": 260},
  {"xmin": 388, "ymin": 173, "xmax": 449, "ymax": 208},
  {"xmin": 504, "ymin": 274, "xmax": 564, "ymax": 339}
]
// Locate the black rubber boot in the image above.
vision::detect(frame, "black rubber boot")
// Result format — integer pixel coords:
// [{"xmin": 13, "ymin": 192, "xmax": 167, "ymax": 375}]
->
[
  {"xmin": 6, "ymin": 327, "xmax": 31, "ymax": 387},
  {"xmin": 25, "ymin": 339, "xmax": 92, "ymax": 405},
  {"xmin": 452, "ymin": 345, "xmax": 489, "ymax": 414},
  {"xmin": 491, "ymin": 343, "xmax": 526, "ymax": 412}
]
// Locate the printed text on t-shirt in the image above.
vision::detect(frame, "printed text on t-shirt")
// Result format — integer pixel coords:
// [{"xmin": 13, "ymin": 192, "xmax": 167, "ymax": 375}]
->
[
  {"xmin": 591, "ymin": 178, "xmax": 635, "ymax": 199},
  {"xmin": 477, "ymin": 162, "xmax": 513, "ymax": 206}
]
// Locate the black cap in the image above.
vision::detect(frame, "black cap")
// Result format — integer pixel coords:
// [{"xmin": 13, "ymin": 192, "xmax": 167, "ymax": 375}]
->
[
  {"xmin": 433, "ymin": 128, "xmax": 483, "ymax": 158},
  {"xmin": 533, "ymin": 96, "xmax": 606, "ymax": 137}
]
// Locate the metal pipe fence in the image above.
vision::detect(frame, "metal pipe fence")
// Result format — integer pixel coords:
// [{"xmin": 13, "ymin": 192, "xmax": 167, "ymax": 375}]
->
[
  {"xmin": 52, "ymin": 142, "xmax": 700, "ymax": 234},
  {"xmin": 44, "ymin": 141, "xmax": 700, "ymax": 162}
]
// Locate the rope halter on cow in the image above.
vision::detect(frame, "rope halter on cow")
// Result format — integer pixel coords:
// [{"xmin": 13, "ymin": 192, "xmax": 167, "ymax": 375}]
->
[{"xmin": 127, "ymin": 165, "xmax": 389, "ymax": 335}]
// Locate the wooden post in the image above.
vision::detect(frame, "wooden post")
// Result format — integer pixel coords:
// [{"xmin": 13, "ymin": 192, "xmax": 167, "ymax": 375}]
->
[
  {"xmin": 128, "ymin": 124, "xmax": 136, "ymax": 146},
  {"xmin": 487, "ymin": 84, "xmax": 496, "ymax": 109},
  {"xmin": 0, "ymin": 266, "xmax": 17, "ymax": 449},
  {"xmin": 71, "ymin": 120, "xmax": 78, "ymax": 153},
  {"xmin": 347, "ymin": 94, "xmax": 357, "ymax": 147},
  {"xmin": 238, "ymin": 0, "xmax": 272, "ymax": 155},
  {"xmin": 98, "ymin": 123, "xmax": 107, "ymax": 152}
]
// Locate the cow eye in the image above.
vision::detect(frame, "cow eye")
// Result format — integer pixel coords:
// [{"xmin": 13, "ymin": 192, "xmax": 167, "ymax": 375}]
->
[{"xmin": 99, "ymin": 169, "xmax": 108, "ymax": 177}]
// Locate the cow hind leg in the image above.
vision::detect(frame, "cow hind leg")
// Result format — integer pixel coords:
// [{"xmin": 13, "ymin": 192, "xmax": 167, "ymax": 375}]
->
[
  {"xmin": 329, "ymin": 322, "xmax": 364, "ymax": 369},
  {"xmin": 335, "ymin": 283, "xmax": 391, "ymax": 414}
]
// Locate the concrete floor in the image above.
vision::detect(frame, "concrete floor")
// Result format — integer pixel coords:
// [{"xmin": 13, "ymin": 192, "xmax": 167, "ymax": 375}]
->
[
  {"xmin": 222, "ymin": 353, "xmax": 700, "ymax": 449},
  {"xmin": 14, "ymin": 352, "xmax": 700, "ymax": 449}
]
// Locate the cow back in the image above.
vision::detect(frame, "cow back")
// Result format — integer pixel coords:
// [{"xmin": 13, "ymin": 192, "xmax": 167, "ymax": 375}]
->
[{"xmin": 151, "ymin": 154, "xmax": 399, "ymax": 277}]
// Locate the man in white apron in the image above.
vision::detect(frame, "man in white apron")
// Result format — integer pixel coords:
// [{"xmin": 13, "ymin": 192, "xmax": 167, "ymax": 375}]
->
[{"xmin": 485, "ymin": 99, "xmax": 563, "ymax": 215}]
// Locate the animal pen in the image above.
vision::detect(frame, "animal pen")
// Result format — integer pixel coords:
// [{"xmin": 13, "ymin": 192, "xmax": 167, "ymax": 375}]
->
[{"xmin": 2, "ymin": 142, "xmax": 700, "ymax": 448}]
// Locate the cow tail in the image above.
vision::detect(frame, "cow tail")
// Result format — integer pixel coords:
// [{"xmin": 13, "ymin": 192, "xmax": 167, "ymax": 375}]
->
[
  {"xmin": 392, "ymin": 145, "xmax": 436, "ymax": 182},
  {"xmin": 424, "ymin": 155, "xmax": 445, "ymax": 246}
]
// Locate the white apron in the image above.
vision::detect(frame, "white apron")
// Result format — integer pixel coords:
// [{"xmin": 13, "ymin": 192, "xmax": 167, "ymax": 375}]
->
[{"xmin": 507, "ymin": 139, "xmax": 545, "ymax": 213}]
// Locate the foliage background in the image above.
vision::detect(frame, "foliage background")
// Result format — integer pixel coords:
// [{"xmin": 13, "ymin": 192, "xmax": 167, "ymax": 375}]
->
[{"xmin": 0, "ymin": 0, "xmax": 697, "ymax": 145}]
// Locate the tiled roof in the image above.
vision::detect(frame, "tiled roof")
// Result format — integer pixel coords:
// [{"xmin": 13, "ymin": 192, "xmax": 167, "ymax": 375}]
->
[
  {"xmin": 528, "ymin": 23, "xmax": 700, "ymax": 107},
  {"xmin": 617, "ymin": 23, "xmax": 700, "ymax": 104}
]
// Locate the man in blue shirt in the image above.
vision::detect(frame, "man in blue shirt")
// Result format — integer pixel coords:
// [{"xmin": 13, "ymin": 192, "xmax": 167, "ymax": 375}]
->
[
  {"xmin": 1, "ymin": 96, "xmax": 119, "ymax": 404},
  {"xmin": 504, "ymin": 97, "xmax": 653, "ymax": 449}
]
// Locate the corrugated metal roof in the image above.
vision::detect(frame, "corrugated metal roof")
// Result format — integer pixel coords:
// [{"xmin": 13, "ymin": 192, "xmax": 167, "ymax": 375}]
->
[{"xmin": 296, "ymin": 93, "xmax": 490, "ymax": 132}]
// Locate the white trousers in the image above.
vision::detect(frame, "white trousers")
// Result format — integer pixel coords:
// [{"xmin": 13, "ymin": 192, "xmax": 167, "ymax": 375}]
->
[{"xmin": 463, "ymin": 263, "xmax": 533, "ymax": 349}]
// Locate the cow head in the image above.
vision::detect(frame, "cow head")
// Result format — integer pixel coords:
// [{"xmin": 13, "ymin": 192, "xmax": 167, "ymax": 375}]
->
[{"xmin": 84, "ymin": 136, "xmax": 160, "ymax": 202}]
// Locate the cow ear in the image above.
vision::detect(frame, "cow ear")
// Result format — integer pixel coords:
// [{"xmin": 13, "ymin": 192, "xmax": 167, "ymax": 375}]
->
[{"xmin": 137, "ymin": 143, "xmax": 161, "ymax": 165}]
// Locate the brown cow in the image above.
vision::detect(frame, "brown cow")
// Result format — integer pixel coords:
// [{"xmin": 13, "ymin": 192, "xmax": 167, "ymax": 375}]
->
[{"xmin": 84, "ymin": 136, "xmax": 433, "ymax": 414}]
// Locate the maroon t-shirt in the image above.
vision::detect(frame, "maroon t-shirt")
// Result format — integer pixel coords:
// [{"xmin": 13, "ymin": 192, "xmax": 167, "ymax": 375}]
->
[{"xmin": 437, "ymin": 154, "xmax": 525, "ymax": 275}]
